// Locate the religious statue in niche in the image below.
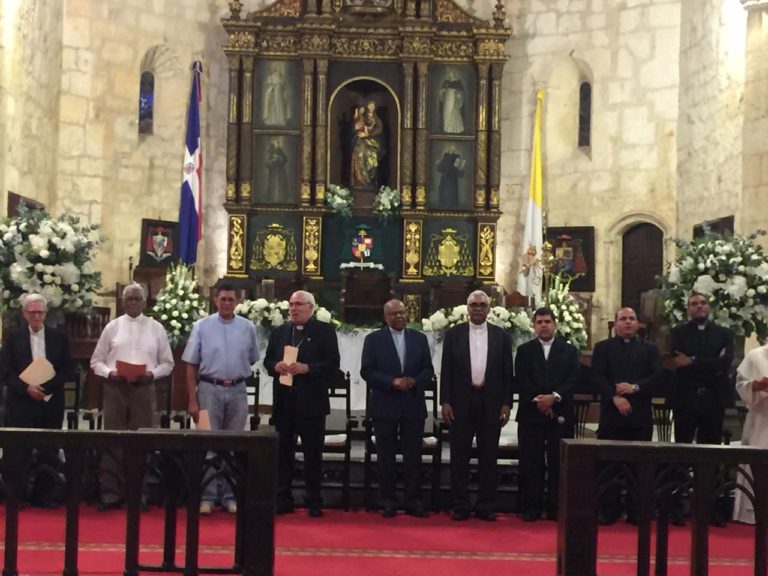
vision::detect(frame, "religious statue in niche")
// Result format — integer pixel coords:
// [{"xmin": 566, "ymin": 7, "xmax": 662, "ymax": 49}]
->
[
  {"xmin": 350, "ymin": 100, "xmax": 385, "ymax": 188},
  {"xmin": 265, "ymin": 137, "xmax": 289, "ymax": 202},
  {"xmin": 263, "ymin": 61, "xmax": 289, "ymax": 127},
  {"xmin": 439, "ymin": 70, "xmax": 465, "ymax": 134},
  {"xmin": 429, "ymin": 140, "xmax": 473, "ymax": 211}
]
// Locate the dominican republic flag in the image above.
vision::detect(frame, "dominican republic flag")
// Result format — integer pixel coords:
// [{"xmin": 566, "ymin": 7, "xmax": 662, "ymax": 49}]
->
[{"xmin": 178, "ymin": 61, "xmax": 203, "ymax": 265}]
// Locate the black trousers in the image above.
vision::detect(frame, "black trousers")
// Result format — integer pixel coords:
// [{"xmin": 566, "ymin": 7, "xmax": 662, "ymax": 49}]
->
[
  {"xmin": 673, "ymin": 390, "xmax": 724, "ymax": 445},
  {"xmin": 449, "ymin": 391, "xmax": 501, "ymax": 514},
  {"xmin": 373, "ymin": 417, "xmax": 425, "ymax": 510},
  {"xmin": 597, "ymin": 423, "xmax": 652, "ymax": 519},
  {"xmin": 275, "ymin": 409, "xmax": 325, "ymax": 510},
  {"xmin": 518, "ymin": 420, "xmax": 573, "ymax": 515},
  {"xmin": 5, "ymin": 403, "xmax": 64, "ymax": 505}
]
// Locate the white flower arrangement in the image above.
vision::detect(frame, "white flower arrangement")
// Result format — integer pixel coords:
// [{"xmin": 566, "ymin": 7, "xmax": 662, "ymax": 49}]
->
[
  {"xmin": 0, "ymin": 204, "xmax": 101, "ymax": 315},
  {"xmin": 421, "ymin": 303, "xmax": 534, "ymax": 346},
  {"xmin": 545, "ymin": 273, "xmax": 589, "ymax": 350},
  {"xmin": 150, "ymin": 263, "xmax": 206, "ymax": 348},
  {"xmin": 237, "ymin": 299, "xmax": 340, "ymax": 330},
  {"xmin": 326, "ymin": 184, "xmax": 353, "ymax": 218},
  {"xmin": 659, "ymin": 230, "xmax": 768, "ymax": 342},
  {"xmin": 372, "ymin": 185, "xmax": 400, "ymax": 220}
]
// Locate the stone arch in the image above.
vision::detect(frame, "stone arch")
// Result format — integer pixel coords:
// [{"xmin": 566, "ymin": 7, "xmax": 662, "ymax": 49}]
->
[
  {"xmin": 544, "ymin": 55, "xmax": 594, "ymax": 161},
  {"xmin": 137, "ymin": 45, "xmax": 180, "ymax": 138},
  {"xmin": 600, "ymin": 212, "xmax": 672, "ymax": 331}
]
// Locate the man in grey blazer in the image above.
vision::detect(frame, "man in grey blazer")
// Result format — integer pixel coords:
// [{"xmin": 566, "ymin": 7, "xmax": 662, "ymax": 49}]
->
[
  {"xmin": 440, "ymin": 290, "xmax": 513, "ymax": 521},
  {"xmin": 361, "ymin": 299, "xmax": 434, "ymax": 517}
]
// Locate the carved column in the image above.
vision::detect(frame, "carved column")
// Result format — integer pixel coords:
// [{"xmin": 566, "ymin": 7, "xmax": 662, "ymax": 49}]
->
[
  {"xmin": 301, "ymin": 59, "xmax": 315, "ymax": 206},
  {"xmin": 474, "ymin": 62, "xmax": 490, "ymax": 211},
  {"xmin": 414, "ymin": 61, "xmax": 429, "ymax": 209},
  {"xmin": 239, "ymin": 56, "xmax": 254, "ymax": 204},
  {"xmin": 405, "ymin": 0, "xmax": 416, "ymax": 18},
  {"xmin": 400, "ymin": 61, "xmax": 415, "ymax": 209},
  {"xmin": 418, "ymin": 0, "xmax": 431, "ymax": 19},
  {"xmin": 226, "ymin": 54, "xmax": 241, "ymax": 203},
  {"xmin": 314, "ymin": 59, "xmax": 329, "ymax": 204},
  {"xmin": 488, "ymin": 62, "xmax": 504, "ymax": 210}
]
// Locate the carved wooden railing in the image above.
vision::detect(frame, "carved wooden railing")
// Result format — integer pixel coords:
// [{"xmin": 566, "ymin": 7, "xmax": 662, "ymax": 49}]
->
[
  {"xmin": 557, "ymin": 439, "xmax": 768, "ymax": 576},
  {"xmin": 0, "ymin": 428, "xmax": 277, "ymax": 576}
]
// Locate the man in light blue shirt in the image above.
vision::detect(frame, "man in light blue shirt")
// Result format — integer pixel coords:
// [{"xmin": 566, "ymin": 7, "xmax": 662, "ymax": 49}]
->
[{"xmin": 183, "ymin": 283, "xmax": 258, "ymax": 515}]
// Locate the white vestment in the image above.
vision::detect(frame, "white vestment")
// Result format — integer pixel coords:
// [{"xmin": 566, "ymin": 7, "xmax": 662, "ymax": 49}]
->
[{"xmin": 733, "ymin": 345, "xmax": 768, "ymax": 524}]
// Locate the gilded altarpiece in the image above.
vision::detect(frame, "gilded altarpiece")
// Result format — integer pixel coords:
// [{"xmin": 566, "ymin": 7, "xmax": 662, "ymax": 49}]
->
[{"xmin": 222, "ymin": 0, "xmax": 510, "ymax": 314}]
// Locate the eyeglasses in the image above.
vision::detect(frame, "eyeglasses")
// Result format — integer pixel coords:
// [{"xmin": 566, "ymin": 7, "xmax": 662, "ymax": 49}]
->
[
  {"xmin": 289, "ymin": 301, "xmax": 310, "ymax": 308},
  {"xmin": 468, "ymin": 302, "xmax": 489, "ymax": 309}
]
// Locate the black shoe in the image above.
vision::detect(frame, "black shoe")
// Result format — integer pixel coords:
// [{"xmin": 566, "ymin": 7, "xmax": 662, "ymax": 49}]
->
[
  {"xmin": 670, "ymin": 510, "xmax": 685, "ymax": 527},
  {"xmin": 545, "ymin": 510, "xmax": 558, "ymax": 521},
  {"xmin": 380, "ymin": 506, "xmax": 396, "ymax": 518},
  {"xmin": 276, "ymin": 502, "xmax": 294, "ymax": 515},
  {"xmin": 522, "ymin": 510, "xmax": 540, "ymax": 522},
  {"xmin": 308, "ymin": 507, "xmax": 323, "ymax": 518},
  {"xmin": 475, "ymin": 510, "xmax": 497, "ymax": 522},
  {"xmin": 626, "ymin": 513, "xmax": 638, "ymax": 526},
  {"xmin": 710, "ymin": 516, "xmax": 727, "ymax": 528},
  {"xmin": 97, "ymin": 501, "xmax": 122, "ymax": 512},
  {"xmin": 599, "ymin": 513, "xmax": 618, "ymax": 526},
  {"xmin": 451, "ymin": 509, "xmax": 469, "ymax": 521},
  {"xmin": 405, "ymin": 507, "xmax": 429, "ymax": 518},
  {"xmin": 31, "ymin": 499, "xmax": 59, "ymax": 510}
]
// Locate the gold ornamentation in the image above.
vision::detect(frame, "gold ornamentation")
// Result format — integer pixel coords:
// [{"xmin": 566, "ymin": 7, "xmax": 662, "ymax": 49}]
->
[
  {"xmin": 226, "ymin": 182, "xmax": 237, "ymax": 202},
  {"xmin": 249, "ymin": 223, "xmax": 299, "ymax": 271},
  {"xmin": 402, "ymin": 36, "xmax": 431, "ymax": 57},
  {"xmin": 332, "ymin": 37, "xmax": 401, "ymax": 59},
  {"xmin": 315, "ymin": 183, "xmax": 326, "ymax": 203},
  {"xmin": 477, "ymin": 38, "xmax": 506, "ymax": 60},
  {"xmin": 402, "ymin": 220, "xmax": 422, "ymax": 277},
  {"xmin": 415, "ymin": 185, "xmax": 426, "ymax": 209},
  {"xmin": 240, "ymin": 182, "xmax": 252, "ymax": 203},
  {"xmin": 258, "ymin": 35, "xmax": 298, "ymax": 54},
  {"xmin": 228, "ymin": 31, "xmax": 255, "ymax": 49},
  {"xmin": 432, "ymin": 40, "xmax": 475, "ymax": 61},
  {"xmin": 243, "ymin": 69, "xmax": 253, "ymax": 123},
  {"xmin": 403, "ymin": 294, "xmax": 421, "ymax": 323},
  {"xmin": 228, "ymin": 215, "xmax": 247, "ymax": 275},
  {"xmin": 228, "ymin": 0, "xmax": 243, "ymax": 20},
  {"xmin": 303, "ymin": 217, "xmax": 322, "ymax": 275},
  {"xmin": 302, "ymin": 34, "xmax": 330, "ymax": 53},
  {"xmin": 477, "ymin": 223, "xmax": 495, "ymax": 278},
  {"xmin": 424, "ymin": 227, "xmax": 474, "ymax": 277},
  {"xmin": 474, "ymin": 188, "xmax": 486, "ymax": 210},
  {"xmin": 489, "ymin": 188, "xmax": 500, "ymax": 209},
  {"xmin": 261, "ymin": 0, "xmax": 302, "ymax": 17},
  {"xmin": 300, "ymin": 182, "xmax": 312, "ymax": 205},
  {"xmin": 401, "ymin": 186, "xmax": 412, "ymax": 207},
  {"xmin": 434, "ymin": 0, "xmax": 476, "ymax": 24}
]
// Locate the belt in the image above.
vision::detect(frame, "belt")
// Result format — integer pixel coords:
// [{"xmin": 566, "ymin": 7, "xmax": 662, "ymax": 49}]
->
[{"xmin": 199, "ymin": 376, "xmax": 247, "ymax": 387}]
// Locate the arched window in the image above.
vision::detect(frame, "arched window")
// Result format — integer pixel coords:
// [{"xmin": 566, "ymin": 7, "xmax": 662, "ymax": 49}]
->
[
  {"xmin": 578, "ymin": 81, "xmax": 591, "ymax": 148},
  {"xmin": 139, "ymin": 71, "xmax": 155, "ymax": 135}
]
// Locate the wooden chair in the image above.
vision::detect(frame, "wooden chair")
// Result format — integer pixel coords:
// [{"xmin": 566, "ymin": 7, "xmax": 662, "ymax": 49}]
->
[{"xmin": 362, "ymin": 374, "xmax": 443, "ymax": 511}]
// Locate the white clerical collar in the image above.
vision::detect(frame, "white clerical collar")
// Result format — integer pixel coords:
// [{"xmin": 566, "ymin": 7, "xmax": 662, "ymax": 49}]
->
[
  {"xmin": 28, "ymin": 326, "xmax": 45, "ymax": 337},
  {"xmin": 539, "ymin": 338, "xmax": 553, "ymax": 347},
  {"xmin": 125, "ymin": 313, "xmax": 144, "ymax": 322},
  {"xmin": 388, "ymin": 326, "xmax": 404, "ymax": 335},
  {"xmin": 469, "ymin": 321, "xmax": 487, "ymax": 332}
]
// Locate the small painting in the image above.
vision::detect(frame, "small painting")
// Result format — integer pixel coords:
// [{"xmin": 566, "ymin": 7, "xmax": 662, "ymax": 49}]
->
[
  {"xmin": 252, "ymin": 134, "xmax": 299, "ymax": 204},
  {"xmin": 139, "ymin": 219, "xmax": 177, "ymax": 268},
  {"xmin": 428, "ymin": 140, "xmax": 474, "ymax": 211},
  {"xmin": 545, "ymin": 226, "xmax": 595, "ymax": 292},
  {"xmin": 253, "ymin": 60, "xmax": 300, "ymax": 130},
  {"xmin": 429, "ymin": 64, "xmax": 476, "ymax": 136}
]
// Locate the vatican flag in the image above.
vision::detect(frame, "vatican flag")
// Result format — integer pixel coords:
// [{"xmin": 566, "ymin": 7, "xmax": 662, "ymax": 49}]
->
[{"xmin": 516, "ymin": 89, "xmax": 545, "ymax": 304}]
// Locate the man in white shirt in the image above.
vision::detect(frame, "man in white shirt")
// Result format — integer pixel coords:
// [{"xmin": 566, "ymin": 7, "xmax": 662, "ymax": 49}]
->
[
  {"xmin": 91, "ymin": 283, "xmax": 174, "ymax": 511},
  {"xmin": 440, "ymin": 290, "xmax": 513, "ymax": 521}
]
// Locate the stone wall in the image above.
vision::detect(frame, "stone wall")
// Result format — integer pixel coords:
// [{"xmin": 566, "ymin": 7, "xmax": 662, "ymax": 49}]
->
[
  {"xmin": 498, "ymin": 0, "xmax": 682, "ymax": 332},
  {"xmin": 0, "ymin": 1, "xmax": 63, "ymax": 210},
  {"xmin": 676, "ymin": 0, "xmax": 746, "ymax": 238}
]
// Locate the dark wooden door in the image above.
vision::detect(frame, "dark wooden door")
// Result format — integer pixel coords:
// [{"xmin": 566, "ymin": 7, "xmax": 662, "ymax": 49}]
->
[{"xmin": 621, "ymin": 223, "xmax": 663, "ymax": 315}]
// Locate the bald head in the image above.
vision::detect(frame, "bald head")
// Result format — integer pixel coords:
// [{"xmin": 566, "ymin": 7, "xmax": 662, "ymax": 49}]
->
[
  {"xmin": 614, "ymin": 307, "xmax": 639, "ymax": 339},
  {"xmin": 383, "ymin": 299, "xmax": 406, "ymax": 331}
]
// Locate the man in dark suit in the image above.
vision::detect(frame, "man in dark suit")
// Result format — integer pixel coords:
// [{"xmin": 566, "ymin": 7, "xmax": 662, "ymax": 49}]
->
[
  {"xmin": 440, "ymin": 290, "xmax": 513, "ymax": 521},
  {"xmin": 361, "ymin": 299, "xmax": 434, "ymax": 518},
  {"xmin": 1, "ymin": 293, "xmax": 75, "ymax": 507},
  {"xmin": 264, "ymin": 290, "xmax": 340, "ymax": 518},
  {"xmin": 592, "ymin": 307, "xmax": 665, "ymax": 525},
  {"xmin": 514, "ymin": 307, "xmax": 580, "ymax": 522},
  {"xmin": 668, "ymin": 292, "xmax": 734, "ymax": 526}
]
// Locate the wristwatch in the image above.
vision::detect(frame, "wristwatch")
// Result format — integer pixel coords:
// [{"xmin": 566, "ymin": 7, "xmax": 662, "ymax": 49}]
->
[
  {"xmin": 552, "ymin": 391, "xmax": 562, "ymax": 403},
  {"xmin": 631, "ymin": 384, "xmax": 640, "ymax": 393}
]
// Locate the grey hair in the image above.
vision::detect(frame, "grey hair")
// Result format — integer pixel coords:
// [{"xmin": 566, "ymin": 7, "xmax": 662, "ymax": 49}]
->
[
  {"xmin": 291, "ymin": 290, "xmax": 316, "ymax": 309},
  {"xmin": 466, "ymin": 290, "xmax": 490, "ymax": 305},
  {"xmin": 122, "ymin": 282, "xmax": 146, "ymax": 301},
  {"xmin": 22, "ymin": 293, "xmax": 47, "ymax": 310}
]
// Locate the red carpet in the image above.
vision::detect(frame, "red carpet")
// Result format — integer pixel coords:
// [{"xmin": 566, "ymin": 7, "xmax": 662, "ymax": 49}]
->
[{"xmin": 0, "ymin": 506, "xmax": 759, "ymax": 575}]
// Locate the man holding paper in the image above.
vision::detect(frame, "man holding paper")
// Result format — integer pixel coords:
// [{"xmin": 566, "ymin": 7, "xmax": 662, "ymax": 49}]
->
[
  {"xmin": 90, "ymin": 283, "xmax": 174, "ymax": 511},
  {"xmin": 264, "ymin": 290, "xmax": 340, "ymax": 518},
  {"xmin": 1, "ymin": 293, "xmax": 75, "ymax": 507},
  {"xmin": 183, "ymin": 283, "xmax": 258, "ymax": 515}
]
